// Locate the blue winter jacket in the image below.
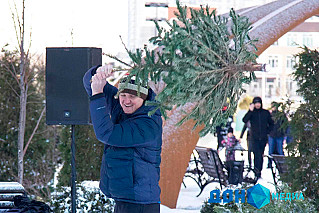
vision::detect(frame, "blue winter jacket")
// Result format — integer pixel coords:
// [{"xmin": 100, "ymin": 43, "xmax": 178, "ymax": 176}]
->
[{"xmin": 83, "ymin": 66, "xmax": 162, "ymax": 204}]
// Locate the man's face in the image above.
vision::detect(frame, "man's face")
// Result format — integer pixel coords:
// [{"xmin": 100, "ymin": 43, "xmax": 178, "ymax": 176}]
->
[
  {"xmin": 119, "ymin": 92, "xmax": 144, "ymax": 114},
  {"xmin": 254, "ymin": 102, "xmax": 261, "ymax": 109}
]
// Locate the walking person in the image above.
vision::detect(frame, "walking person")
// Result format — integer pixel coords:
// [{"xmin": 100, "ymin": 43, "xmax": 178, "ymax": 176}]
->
[
  {"xmin": 83, "ymin": 64, "xmax": 163, "ymax": 213},
  {"xmin": 268, "ymin": 102, "xmax": 287, "ymax": 168},
  {"xmin": 242, "ymin": 97, "xmax": 274, "ymax": 179}
]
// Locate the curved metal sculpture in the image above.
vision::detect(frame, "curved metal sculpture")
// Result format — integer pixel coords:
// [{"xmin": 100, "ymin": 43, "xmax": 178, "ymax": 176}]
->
[{"xmin": 160, "ymin": 0, "xmax": 319, "ymax": 208}]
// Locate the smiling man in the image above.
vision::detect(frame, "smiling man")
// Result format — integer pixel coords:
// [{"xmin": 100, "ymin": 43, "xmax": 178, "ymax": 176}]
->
[{"xmin": 83, "ymin": 65, "xmax": 162, "ymax": 213}]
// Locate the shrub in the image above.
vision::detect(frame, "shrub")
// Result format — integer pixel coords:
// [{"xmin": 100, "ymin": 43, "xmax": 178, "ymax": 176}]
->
[
  {"xmin": 282, "ymin": 47, "xmax": 319, "ymax": 209},
  {"xmin": 50, "ymin": 182, "xmax": 114, "ymax": 213}
]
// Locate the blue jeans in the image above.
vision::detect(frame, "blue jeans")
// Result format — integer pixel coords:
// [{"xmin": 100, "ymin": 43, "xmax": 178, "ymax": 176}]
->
[{"xmin": 268, "ymin": 136, "xmax": 284, "ymax": 166}]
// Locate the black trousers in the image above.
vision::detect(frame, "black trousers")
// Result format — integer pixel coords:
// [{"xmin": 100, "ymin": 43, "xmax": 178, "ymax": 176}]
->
[
  {"xmin": 114, "ymin": 201, "xmax": 160, "ymax": 213},
  {"xmin": 252, "ymin": 139, "xmax": 267, "ymax": 178},
  {"xmin": 247, "ymin": 139, "xmax": 253, "ymax": 167}
]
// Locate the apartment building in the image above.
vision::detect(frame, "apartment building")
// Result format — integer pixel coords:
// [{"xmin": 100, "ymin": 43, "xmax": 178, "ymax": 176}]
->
[
  {"xmin": 127, "ymin": 0, "xmax": 319, "ymax": 104},
  {"xmin": 246, "ymin": 16, "xmax": 319, "ymax": 104}
]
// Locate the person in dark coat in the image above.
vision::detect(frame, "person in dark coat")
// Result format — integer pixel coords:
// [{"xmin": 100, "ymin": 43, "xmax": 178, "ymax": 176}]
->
[
  {"xmin": 268, "ymin": 102, "xmax": 287, "ymax": 168},
  {"xmin": 83, "ymin": 64, "xmax": 162, "ymax": 213},
  {"xmin": 242, "ymin": 97, "xmax": 274, "ymax": 178}
]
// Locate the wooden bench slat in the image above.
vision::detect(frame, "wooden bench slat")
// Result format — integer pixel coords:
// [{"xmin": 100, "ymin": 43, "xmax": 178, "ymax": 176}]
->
[
  {"xmin": 0, "ymin": 201, "xmax": 14, "ymax": 208},
  {"xmin": 184, "ymin": 147, "xmax": 228, "ymax": 196},
  {"xmin": 0, "ymin": 182, "xmax": 25, "ymax": 193},
  {"xmin": 0, "ymin": 193, "xmax": 24, "ymax": 201},
  {"xmin": 0, "ymin": 182, "xmax": 26, "ymax": 211}
]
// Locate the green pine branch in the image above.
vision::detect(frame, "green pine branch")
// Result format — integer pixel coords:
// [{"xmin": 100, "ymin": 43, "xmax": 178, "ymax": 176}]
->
[{"xmin": 111, "ymin": 0, "xmax": 259, "ymax": 136}]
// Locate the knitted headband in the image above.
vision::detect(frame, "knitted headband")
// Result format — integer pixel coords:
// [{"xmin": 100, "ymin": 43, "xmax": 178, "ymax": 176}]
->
[{"xmin": 117, "ymin": 81, "xmax": 148, "ymax": 100}]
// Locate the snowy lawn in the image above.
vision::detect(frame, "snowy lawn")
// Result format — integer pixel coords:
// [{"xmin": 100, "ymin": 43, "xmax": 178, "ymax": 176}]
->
[
  {"xmin": 160, "ymin": 133, "xmax": 278, "ymax": 212},
  {"xmin": 75, "ymin": 133, "xmax": 278, "ymax": 212}
]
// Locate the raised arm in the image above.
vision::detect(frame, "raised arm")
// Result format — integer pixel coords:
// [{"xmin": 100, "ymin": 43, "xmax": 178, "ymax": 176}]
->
[
  {"xmin": 83, "ymin": 65, "xmax": 100, "ymax": 97},
  {"xmin": 83, "ymin": 65, "xmax": 119, "ymax": 113},
  {"xmin": 243, "ymin": 103, "xmax": 254, "ymax": 123},
  {"xmin": 90, "ymin": 96, "xmax": 162, "ymax": 147}
]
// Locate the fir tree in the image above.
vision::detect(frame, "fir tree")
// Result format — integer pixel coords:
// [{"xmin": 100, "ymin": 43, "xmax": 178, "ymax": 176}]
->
[
  {"xmin": 57, "ymin": 125, "xmax": 103, "ymax": 187},
  {"xmin": 110, "ymin": 0, "xmax": 260, "ymax": 136},
  {"xmin": 283, "ymin": 47, "xmax": 319, "ymax": 209},
  {"xmin": 0, "ymin": 47, "xmax": 58, "ymax": 200}
]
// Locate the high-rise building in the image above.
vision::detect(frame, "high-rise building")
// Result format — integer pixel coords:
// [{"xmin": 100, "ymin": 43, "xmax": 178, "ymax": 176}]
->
[{"xmin": 128, "ymin": 0, "xmax": 169, "ymax": 51}]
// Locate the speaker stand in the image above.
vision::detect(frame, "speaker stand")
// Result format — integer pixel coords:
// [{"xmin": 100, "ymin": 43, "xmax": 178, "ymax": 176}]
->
[{"xmin": 71, "ymin": 125, "xmax": 77, "ymax": 213}]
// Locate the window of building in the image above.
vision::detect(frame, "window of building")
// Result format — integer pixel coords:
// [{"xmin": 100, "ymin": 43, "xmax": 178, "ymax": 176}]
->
[
  {"xmin": 251, "ymin": 78, "xmax": 261, "ymax": 95},
  {"xmin": 272, "ymin": 40, "xmax": 279, "ymax": 46},
  {"xmin": 277, "ymin": 78, "xmax": 280, "ymax": 88},
  {"xmin": 286, "ymin": 79, "xmax": 293, "ymax": 92},
  {"xmin": 286, "ymin": 56, "xmax": 296, "ymax": 69},
  {"xmin": 303, "ymin": 34, "xmax": 313, "ymax": 47},
  {"xmin": 287, "ymin": 34, "xmax": 298, "ymax": 46},
  {"xmin": 267, "ymin": 78, "xmax": 275, "ymax": 82},
  {"xmin": 268, "ymin": 56, "xmax": 279, "ymax": 68},
  {"xmin": 267, "ymin": 84, "xmax": 274, "ymax": 97}
]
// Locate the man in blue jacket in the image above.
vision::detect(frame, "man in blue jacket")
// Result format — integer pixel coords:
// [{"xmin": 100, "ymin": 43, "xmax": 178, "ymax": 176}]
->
[
  {"xmin": 83, "ymin": 64, "xmax": 162, "ymax": 213},
  {"xmin": 242, "ymin": 97, "xmax": 273, "ymax": 179}
]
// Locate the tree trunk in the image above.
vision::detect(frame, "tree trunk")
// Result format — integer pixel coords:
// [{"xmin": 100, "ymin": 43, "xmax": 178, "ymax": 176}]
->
[
  {"xmin": 18, "ymin": 86, "xmax": 27, "ymax": 184},
  {"xmin": 17, "ymin": 0, "xmax": 26, "ymax": 184}
]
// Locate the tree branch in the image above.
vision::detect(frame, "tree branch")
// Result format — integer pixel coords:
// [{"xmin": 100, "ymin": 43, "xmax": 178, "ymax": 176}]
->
[
  {"xmin": 9, "ymin": 55, "xmax": 19, "ymax": 78},
  {"xmin": 4, "ymin": 79, "xmax": 20, "ymax": 97},
  {"xmin": 103, "ymin": 52, "xmax": 133, "ymax": 68},
  {"xmin": 23, "ymin": 106, "xmax": 46, "ymax": 156},
  {"xmin": 187, "ymin": 34, "xmax": 229, "ymax": 67},
  {"xmin": 1, "ymin": 62, "xmax": 20, "ymax": 85},
  {"xmin": 10, "ymin": 2, "xmax": 21, "ymax": 50}
]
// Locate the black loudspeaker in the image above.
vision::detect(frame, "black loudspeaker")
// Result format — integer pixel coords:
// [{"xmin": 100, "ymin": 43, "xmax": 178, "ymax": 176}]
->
[{"xmin": 46, "ymin": 47, "xmax": 102, "ymax": 125}]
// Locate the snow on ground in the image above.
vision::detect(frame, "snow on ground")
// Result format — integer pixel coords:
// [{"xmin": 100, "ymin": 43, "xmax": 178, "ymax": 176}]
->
[
  {"xmin": 160, "ymin": 132, "xmax": 278, "ymax": 212},
  {"xmin": 79, "ymin": 132, "xmax": 279, "ymax": 212}
]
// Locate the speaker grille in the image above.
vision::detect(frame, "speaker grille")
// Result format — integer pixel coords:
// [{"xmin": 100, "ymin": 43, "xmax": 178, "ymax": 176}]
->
[{"xmin": 46, "ymin": 47, "xmax": 102, "ymax": 125}]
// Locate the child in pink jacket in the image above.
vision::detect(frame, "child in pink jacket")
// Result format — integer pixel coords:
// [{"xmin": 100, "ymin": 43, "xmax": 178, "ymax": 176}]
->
[{"xmin": 220, "ymin": 127, "xmax": 240, "ymax": 161}]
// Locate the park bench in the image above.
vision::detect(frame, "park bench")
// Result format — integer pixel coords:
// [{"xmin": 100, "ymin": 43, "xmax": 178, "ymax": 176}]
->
[
  {"xmin": 0, "ymin": 182, "xmax": 25, "ymax": 212},
  {"xmin": 184, "ymin": 146, "xmax": 258, "ymax": 196},
  {"xmin": 267, "ymin": 154, "xmax": 289, "ymax": 186},
  {"xmin": 184, "ymin": 146, "xmax": 228, "ymax": 196}
]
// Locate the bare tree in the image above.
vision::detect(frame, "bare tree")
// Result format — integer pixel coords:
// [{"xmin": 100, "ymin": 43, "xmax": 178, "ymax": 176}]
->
[
  {"xmin": 9, "ymin": 0, "xmax": 28, "ymax": 184},
  {"xmin": 8, "ymin": 0, "xmax": 45, "ymax": 184}
]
